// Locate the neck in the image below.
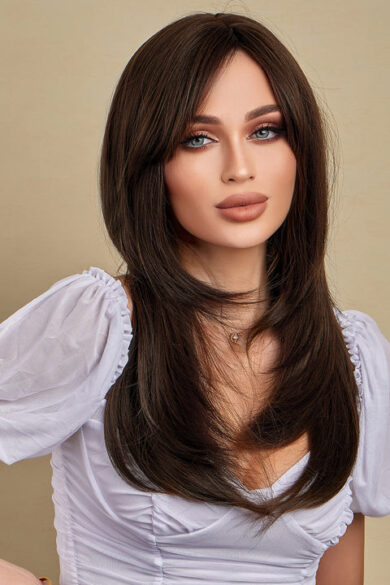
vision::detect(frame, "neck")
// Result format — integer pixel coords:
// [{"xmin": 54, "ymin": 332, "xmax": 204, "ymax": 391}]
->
[{"xmin": 179, "ymin": 240, "xmax": 269, "ymax": 333}]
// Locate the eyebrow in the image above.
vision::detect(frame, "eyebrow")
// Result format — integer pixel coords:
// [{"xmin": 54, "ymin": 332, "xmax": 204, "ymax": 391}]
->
[{"xmin": 191, "ymin": 104, "xmax": 282, "ymax": 125}]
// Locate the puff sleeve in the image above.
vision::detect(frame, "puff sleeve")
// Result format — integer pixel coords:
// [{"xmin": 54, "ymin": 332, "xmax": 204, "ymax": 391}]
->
[
  {"xmin": 340, "ymin": 310, "xmax": 390, "ymax": 517},
  {"xmin": 0, "ymin": 266, "xmax": 132, "ymax": 465}
]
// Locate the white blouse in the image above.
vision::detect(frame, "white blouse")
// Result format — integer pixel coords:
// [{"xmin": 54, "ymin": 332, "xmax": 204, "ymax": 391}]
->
[{"xmin": 1, "ymin": 266, "xmax": 389, "ymax": 585}]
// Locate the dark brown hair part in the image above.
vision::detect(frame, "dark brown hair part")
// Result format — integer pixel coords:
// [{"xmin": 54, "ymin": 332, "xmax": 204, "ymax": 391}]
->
[{"xmin": 99, "ymin": 11, "xmax": 359, "ymax": 535}]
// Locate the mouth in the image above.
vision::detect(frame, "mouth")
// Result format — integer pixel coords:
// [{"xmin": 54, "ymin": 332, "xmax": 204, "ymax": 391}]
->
[
  {"xmin": 216, "ymin": 199, "xmax": 268, "ymax": 222},
  {"xmin": 229, "ymin": 202, "xmax": 258, "ymax": 208},
  {"xmin": 215, "ymin": 192, "xmax": 268, "ymax": 209}
]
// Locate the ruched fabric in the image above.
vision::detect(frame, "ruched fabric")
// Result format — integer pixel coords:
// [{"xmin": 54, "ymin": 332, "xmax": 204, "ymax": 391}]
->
[
  {"xmin": 0, "ymin": 267, "xmax": 132, "ymax": 464},
  {"xmin": 339, "ymin": 310, "xmax": 390, "ymax": 516},
  {"xmin": 1, "ymin": 266, "xmax": 389, "ymax": 585}
]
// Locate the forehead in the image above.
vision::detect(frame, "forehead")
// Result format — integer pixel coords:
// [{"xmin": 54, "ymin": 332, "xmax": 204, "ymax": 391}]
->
[{"xmin": 196, "ymin": 50, "xmax": 278, "ymax": 120}]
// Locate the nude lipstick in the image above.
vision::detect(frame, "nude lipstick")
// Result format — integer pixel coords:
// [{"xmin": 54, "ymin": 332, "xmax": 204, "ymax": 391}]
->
[{"xmin": 215, "ymin": 192, "xmax": 268, "ymax": 222}]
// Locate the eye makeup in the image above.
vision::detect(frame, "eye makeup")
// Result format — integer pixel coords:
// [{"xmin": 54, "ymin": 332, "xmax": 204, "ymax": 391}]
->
[{"xmin": 181, "ymin": 122, "xmax": 286, "ymax": 150}]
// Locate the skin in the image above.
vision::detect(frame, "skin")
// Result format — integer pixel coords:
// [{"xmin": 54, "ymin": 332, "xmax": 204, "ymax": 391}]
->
[
  {"xmin": 164, "ymin": 49, "xmax": 296, "ymax": 326},
  {"xmin": 0, "ymin": 558, "xmax": 42, "ymax": 584},
  {"xmin": 316, "ymin": 513, "xmax": 365, "ymax": 584}
]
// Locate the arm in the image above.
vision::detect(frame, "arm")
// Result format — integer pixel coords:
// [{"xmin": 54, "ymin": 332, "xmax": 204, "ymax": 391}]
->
[
  {"xmin": 0, "ymin": 559, "xmax": 42, "ymax": 584},
  {"xmin": 316, "ymin": 513, "xmax": 365, "ymax": 585}
]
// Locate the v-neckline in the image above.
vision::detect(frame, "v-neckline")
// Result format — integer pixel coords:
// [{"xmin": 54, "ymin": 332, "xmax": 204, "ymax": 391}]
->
[{"xmin": 234, "ymin": 451, "xmax": 311, "ymax": 494}]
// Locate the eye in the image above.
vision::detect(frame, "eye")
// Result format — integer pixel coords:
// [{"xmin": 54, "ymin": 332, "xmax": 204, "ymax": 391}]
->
[
  {"xmin": 252, "ymin": 124, "xmax": 286, "ymax": 141},
  {"xmin": 181, "ymin": 132, "xmax": 213, "ymax": 149},
  {"xmin": 180, "ymin": 124, "xmax": 286, "ymax": 151}
]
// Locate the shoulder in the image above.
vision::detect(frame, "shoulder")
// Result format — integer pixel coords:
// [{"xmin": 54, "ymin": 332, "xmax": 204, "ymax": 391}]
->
[
  {"xmin": 1, "ymin": 266, "xmax": 133, "ymax": 392},
  {"xmin": 113, "ymin": 274, "xmax": 133, "ymax": 314},
  {"xmin": 333, "ymin": 307, "xmax": 382, "ymax": 334},
  {"xmin": 334, "ymin": 308, "xmax": 390, "ymax": 380},
  {"xmin": 48, "ymin": 266, "xmax": 133, "ymax": 319},
  {"xmin": 334, "ymin": 308, "xmax": 390, "ymax": 516},
  {"xmin": 0, "ymin": 266, "xmax": 133, "ymax": 464}
]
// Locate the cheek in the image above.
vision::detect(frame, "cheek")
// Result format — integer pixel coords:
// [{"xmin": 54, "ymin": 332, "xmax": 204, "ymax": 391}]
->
[
  {"xmin": 164, "ymin": 158, "xmax": 187, "ymax": 201},
  {"xmin": 262, "ymin": 149, "xmax": 296, "ymax": 228},
  {"xmin": 164, "ymin": 157, "xmax": 206, "ymax": 210},
  {"xmin": 163, "ymin": 159, "xmax": 209, "ymax": 244},
  {"xmin": 266, "ymin": 148, "xmax": 296, "ymax": 198}
]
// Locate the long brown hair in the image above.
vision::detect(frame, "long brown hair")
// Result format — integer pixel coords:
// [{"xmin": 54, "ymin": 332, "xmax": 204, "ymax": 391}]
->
[{"xmin": 99, "ymin": 11, "xmax": 359, "ymax": 534}]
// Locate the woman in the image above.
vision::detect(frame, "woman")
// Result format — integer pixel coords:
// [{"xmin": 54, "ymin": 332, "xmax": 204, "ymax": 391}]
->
[{"xmin": 1, "ymin": 11, "xmax": 389, "ymax": 585}]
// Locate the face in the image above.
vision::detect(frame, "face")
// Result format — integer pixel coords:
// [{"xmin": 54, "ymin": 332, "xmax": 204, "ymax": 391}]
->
[{"xmin": 163, "ymin": 49, "xmax": 296, "ymax": 253}]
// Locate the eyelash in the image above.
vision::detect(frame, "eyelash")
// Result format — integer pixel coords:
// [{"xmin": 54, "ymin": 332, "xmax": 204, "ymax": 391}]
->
[{"xmin": 181, "ymin": 124, "xmax": 286, "ymax": 150}]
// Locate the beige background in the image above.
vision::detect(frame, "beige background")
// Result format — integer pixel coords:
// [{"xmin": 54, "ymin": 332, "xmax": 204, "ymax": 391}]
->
[{"xmin": 0, "ymin": 0, "xmax": 389, "ymax": 583}]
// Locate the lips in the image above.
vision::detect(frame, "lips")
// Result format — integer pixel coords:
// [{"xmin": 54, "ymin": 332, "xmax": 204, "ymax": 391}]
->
[{"xmin": 215, "ymin": 192, "xmax": 268, "ymax": 209}]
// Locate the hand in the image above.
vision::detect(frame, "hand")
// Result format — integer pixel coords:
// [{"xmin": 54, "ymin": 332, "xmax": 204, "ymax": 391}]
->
[{"xmin": 0, "ymin": 559, "xmax": 42, "ymax": 585}]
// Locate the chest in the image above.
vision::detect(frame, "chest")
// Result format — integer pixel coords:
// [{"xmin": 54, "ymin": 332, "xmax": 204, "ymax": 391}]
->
[{"xmin": 209, "ymin": 333, "xmax": 310, "ymax": 491}]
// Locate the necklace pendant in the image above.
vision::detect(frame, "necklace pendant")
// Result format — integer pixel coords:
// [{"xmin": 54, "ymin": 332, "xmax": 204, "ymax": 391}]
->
[{"xmin": 230, "ymin": 332, "xmax": 240, "ymax": 344}]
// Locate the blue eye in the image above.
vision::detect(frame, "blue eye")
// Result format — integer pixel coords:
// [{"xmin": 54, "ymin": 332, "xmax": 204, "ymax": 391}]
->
[
  {"xmin": 252, "ymin": 125, "xmax": 286, "ymax": 141},
  {"xmin": 181, "ymin": 133, "xmax": 212, "ymax": 149},
  {"xmin": 254, "ymin": 126, "xmax": 276, "ymax": 139},
  {"xmin": 181, "ymin": 124, "xmax": 285, "ymax": 150}
]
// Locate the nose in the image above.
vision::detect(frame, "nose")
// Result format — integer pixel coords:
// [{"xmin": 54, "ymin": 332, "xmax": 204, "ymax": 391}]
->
[{"xmin": 221, "ymin": 140, "xmax": 256, "ymax": 183}]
